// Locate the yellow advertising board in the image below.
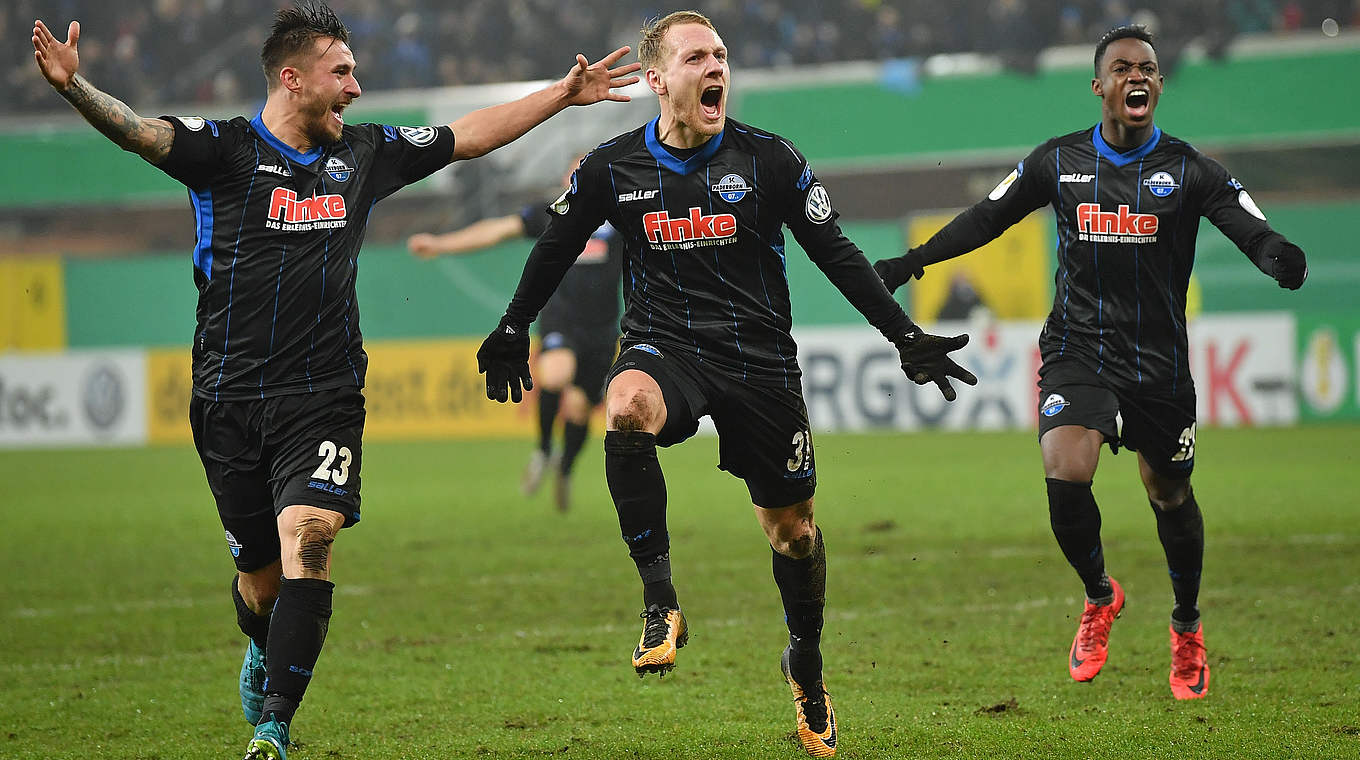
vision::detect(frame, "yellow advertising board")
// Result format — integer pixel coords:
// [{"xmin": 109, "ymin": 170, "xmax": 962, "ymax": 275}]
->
[
  {"xmin": 0, "ymin": 256, "xmax": 67, "ymax": 349},
  {"xmin": 147, "ymin": 339, "xmax": 534, "ymax": 443},
  {"xmin": 363, "ymin": 338, "xmax": 532, "ymax": 439},
  {"xmin": 147, "ymin": 347, "xmax": 194, "ymax": 444},
  {"xmin": 906, "ymin": 212, "xmax": 1050, "ymax": 321}
]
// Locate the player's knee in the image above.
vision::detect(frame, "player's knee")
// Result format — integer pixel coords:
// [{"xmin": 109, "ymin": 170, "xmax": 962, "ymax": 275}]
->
[
  {"xmin": 561, "ymin": 387, "xmax": 590, "ymax": 422},
  {"xmin": 607, "ymin": 387, "xmax": 661, "ymax": 432},
  {"xmin": 291, "ymin": 515, "xmax": 337, "ymax": 574},
  {"xmin": 765, "ymin": 501, "xmax": 816, "ymax": 558},
  {"xmin": 1147, "ymin": 478, "xmax": 1191, "ymax": 511},
  {"xmin": 775, "ymin": 527, "xmax": 816, "ymax": 559},
  {"xmin": 1045, "ymin": 458, "xmax": 1097, "ymax": 482},
  {"xmin": 238, "ymin": 570, "xmax": 280, "ymax": 614}
]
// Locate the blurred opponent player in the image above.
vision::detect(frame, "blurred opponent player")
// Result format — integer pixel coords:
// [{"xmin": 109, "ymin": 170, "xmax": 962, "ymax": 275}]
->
[
  {"xmin": 33, "ymin": 4, "xmax": 639, "ymax": 758},
  {"xmin": 874, "ymin": 25, "xmax": 1308, "ymax": 700},
  {"xmin": 476, "ymin": 11, "xmax": 975, "ymax": 756},
  {"xmin": 408, "ymin": 157, "xmax": 622, "ymax": 512}
]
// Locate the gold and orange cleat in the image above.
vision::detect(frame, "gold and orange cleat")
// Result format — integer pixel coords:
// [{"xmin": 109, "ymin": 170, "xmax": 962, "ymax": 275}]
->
[
  {"xmin": 632, "ymin": 604, "xmax": 687, "ymax": 677},
  {"xmin": 781, "ymin": 647, "xmax": 837, "ymax": 758}
]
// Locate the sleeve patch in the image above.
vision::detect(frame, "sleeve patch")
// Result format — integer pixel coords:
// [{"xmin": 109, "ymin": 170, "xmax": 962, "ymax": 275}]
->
[
  {"xmin": 398, "ymin": 126, "xmax": 438, "ymax": 147},
  {"xmin": 988, "ymin": 169, "xmax": 1020, "ymax": 201},
  {"xmin": 805, "ymin": 183, "xmax": 833, "ymax": 223},
  {"xmin": 177, "ymin": 116, "xmax": 207, "ymax": 131},
  {"xmin": 550, "ymin": 188, "xmax": 571, "ymax": 215},
  {"xmin": 1238, "ymin": 190, "xmax": 1267, "ymax": 221}
]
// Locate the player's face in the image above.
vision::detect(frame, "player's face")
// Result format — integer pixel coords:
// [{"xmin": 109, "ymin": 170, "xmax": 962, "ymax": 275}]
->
[
  {"xmin": 651, "ymin": 23, "xmax": 729, "ymax": 139},
  {"xmin": 1092, "ymin": 38, "xmax": 1163, "ymax": 132},
  {"xmin": 294, "ymin": 37, "xmax": 362, "ymax": 145}
]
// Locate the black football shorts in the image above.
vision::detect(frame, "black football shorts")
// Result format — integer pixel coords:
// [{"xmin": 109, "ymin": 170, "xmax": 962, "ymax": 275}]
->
[
  {"xmin": 1037, "ymin": 360, "xmax": 1197, "ymax": 479},
  {"xmin": 608, "ymin": 340, "xmax": 816, "ymax": 507},
  {"xmin": 190, "ymin": 386, "xmax": 364, "ymax": 572}
]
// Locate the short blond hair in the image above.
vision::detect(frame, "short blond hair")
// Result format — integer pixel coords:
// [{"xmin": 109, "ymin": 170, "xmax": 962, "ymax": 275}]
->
[{"xmin": 638, "ymin": 10, "xmax": 717, "ymax": 70}]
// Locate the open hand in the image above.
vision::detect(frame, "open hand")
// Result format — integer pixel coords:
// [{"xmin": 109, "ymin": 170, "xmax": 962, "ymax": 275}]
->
[
  {"xmin": 477, "ymin": 317, "xmax": 533, "ymax": 403},
  {"xmin": 895, "ymin": 330, "xmax": 978, "ymax": 401},
  {"xmin": 33, "ymin": 20, "xmax": 80, "ymax": 91},
  {"xmin": 561, "ymin": 46, "xmax": 641, "ymax": 106}
]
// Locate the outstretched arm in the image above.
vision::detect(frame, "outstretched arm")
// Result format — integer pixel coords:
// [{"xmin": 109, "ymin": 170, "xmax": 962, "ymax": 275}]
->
[
  {"xmin": 33, "ymin": 20, "xmax": 173, "ymax": 164},
  {"xmin": 408, "ymin": 215, "xmax": 527, "ymax": 259},
  {"xmin": 449, "ymin": 46, "xmax": 640, "ymax": 161},
  {"xmin": 874, "ymin": 152, "xmax": 1050, "ymax": 293}
]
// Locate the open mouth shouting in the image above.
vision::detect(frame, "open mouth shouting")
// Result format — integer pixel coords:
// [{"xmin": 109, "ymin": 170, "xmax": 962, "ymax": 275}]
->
[
  {"xmin": 1124, "ymin": 88, "xmax": 1150, "ymax": 120},
  {"xmin": 700, "ymin": 85, "xmax": 724, "ymax": 121},
  {"xmin": 330, "ymin": 101, "xmax": 348, "ymax": 126}
]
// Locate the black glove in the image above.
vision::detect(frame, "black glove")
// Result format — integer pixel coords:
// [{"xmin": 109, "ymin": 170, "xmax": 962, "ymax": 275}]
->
[
  {"xmin": 477, "ymin": 316, "xmax": 533, "ymax": 403},
  {"xmin": 894, "ymin": 328, "xmax": 978, "ymax": 401},
  {"xmin": 872, "ymin": 249, "xmax": 927, "ymax": 294},
  {"xmin": 1266, "ymin": 240, "xmax": 1307, "ymax": 290}
]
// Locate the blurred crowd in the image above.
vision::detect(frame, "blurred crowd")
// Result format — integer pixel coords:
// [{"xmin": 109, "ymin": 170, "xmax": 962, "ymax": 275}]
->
[{"xmin": 5, "ymin": 0, "xmax": 1357, "ymax": 115}]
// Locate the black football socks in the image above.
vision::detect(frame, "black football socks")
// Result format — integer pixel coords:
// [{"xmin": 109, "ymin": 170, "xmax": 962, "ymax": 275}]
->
[
  {"xmin": 560, "ymin": 420, "xmax": 589, "ymax": 476},
  {"xmin": 537, "ymin": 390, "xmax": 561, "ymax": 454},
  {"xmin": 604, "ymin": 430, "xmax": 677, "ymax": 610},
  {"xmin": 259, "ymin": 577, "xmax": 334, "ymax": 726},
  {"xmin": 1047, "ymin": 478, "xmax": 1113, "ymax": 602},
  {"xmin": 232, "ymin": 575, "xmax": 271, "ymax": 651},
  {"xmin": 773, "ymin": 527, "xmax": 827, "ymax": 686},
  {"xmin": 1151, "ymin": 490, "xmax": 1204, "ymax": 628}
]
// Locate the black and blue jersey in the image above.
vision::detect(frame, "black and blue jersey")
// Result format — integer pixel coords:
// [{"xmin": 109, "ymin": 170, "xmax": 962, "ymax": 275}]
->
[
  {"xmin": 155, "ymin": 114, "xmax": 454, "ymax": 401},
  {"xmin": 913, "ymin": 125, "xmax": 1292, "ymax": 393},
  {"xmin": 505, "ymin": 117, "xmax": 913, "ymax": 387}
]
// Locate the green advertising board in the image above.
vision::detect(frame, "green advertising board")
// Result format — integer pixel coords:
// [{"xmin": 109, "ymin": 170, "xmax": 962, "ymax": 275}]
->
[{"xmin": 1296, "ymin": 310, "xmax": 1360, "ymax": 422}]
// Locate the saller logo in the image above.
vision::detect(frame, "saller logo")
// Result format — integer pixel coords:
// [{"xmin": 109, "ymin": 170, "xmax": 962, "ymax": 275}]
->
[
  {"xmin": 1075, "ymin": 203, "xmax": 1158, "ymax": 242},
  {"xmin": 643, "ymin": 207, "xmax": 736, "ymax": 247},
  {"xmin": 267, "ymin": 188, "xmax": 348, "ymax": 229}
]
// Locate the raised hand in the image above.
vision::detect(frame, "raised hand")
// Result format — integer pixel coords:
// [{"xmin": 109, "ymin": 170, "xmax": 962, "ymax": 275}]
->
[
  {"xmin": 33, "ymin": 19, "xmax": 81, "ymax": 91},
  {"xmin": 561, "ymin": 46, "xmax": 642, "ymax": 106},
  {"xmin": 894, "ymin": 330, "xmax": 978, "ymax": 401}
]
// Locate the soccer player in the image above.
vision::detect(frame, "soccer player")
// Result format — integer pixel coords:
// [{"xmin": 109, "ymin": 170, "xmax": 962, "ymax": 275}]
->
[
  {"xmin": 873, "ymin": 25, "xmax": 1308, "ymax": 701},
  {"xmin": 408, "ymin": 158, "xmax": 623, "ymax": 512},
  {"xmin": 33, "ymin": 5, "xmax": 639, "ymax": 758},
  {"xmin": 476, "ymin": 11, "xmax": 975, "ymax": 757}
]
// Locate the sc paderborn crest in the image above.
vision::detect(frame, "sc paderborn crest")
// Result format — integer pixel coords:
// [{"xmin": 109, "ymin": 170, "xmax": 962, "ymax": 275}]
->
[{"xmin": 711, "ymin": 173, "xmax": 751, "ymax": 202}]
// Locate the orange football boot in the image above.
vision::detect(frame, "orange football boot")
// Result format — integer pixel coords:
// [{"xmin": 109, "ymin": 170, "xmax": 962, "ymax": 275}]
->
[
  {"xmin": 1068, "ymin": 577, "xmax": 1125, "ymax": 681},
  {"xmin": 1169, "ymin": 622, "xmax": 1210, "ymax": 699}
]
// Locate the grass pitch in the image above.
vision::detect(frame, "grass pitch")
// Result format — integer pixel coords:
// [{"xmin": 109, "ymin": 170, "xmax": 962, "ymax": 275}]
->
[{"xmin": 2, "ymin": 426, "xmax": 1358, "ymax": 759}]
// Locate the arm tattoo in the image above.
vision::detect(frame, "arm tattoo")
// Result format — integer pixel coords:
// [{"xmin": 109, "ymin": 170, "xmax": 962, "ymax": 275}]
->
[{"xmin": 61, "ymin": 74, "xmax": 174, "ymax": 164}]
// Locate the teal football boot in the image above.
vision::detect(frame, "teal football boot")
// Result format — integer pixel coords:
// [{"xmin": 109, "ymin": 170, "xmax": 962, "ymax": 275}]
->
[{"xmin": 242, "ymin": 716, "xmax": 289, "ymax": 760}]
